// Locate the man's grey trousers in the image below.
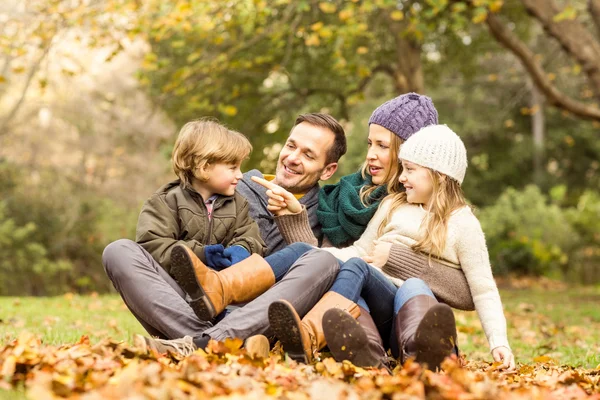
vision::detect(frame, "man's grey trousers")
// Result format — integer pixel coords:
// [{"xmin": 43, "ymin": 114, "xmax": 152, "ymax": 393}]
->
[{"xmin": 102, "ymin": 239, "xmax": 338, "ymax": 342}]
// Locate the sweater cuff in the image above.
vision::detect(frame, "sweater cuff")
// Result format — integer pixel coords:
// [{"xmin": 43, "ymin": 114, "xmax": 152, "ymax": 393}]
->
[
  {"xmin": 488, "ymin": 335, "xmax": 511, "ymax": 352},
  {"xmin": 383, "ymin": 244, "xmax": 426, "ymax": 279},
  {"xmin": 273, "ymin": 206, "xmax": 318, "ymax": 246}
]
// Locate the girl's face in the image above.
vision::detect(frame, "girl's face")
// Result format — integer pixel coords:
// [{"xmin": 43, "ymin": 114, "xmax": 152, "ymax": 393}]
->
[
  {"xmin": 366, "ymin": 124, "xmax": 393, "ymax": 185},
  {"xmin": 399, "ymin": 160, "xmax": 434, "ymax": 207}
]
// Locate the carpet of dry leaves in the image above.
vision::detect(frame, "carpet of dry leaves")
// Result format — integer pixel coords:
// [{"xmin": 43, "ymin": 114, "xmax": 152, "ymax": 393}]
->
[{"xmin": 1, "ymin": 330, "xmax": 600, "ymax": 399}]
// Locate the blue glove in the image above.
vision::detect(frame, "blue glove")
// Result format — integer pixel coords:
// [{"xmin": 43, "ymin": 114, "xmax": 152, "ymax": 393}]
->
[
  {"xmin": 204, "ymin": 244, "xmax": 232, "ymax": 270},
  {"xmin": 223, "ymin": 246, "xmax": 250, "ymax": 265}
]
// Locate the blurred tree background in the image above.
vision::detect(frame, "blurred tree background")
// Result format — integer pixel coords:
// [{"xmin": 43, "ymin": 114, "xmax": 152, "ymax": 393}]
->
[{"xmin": 0, "ymin": 0, "xmax": 598, "ymax": 295}]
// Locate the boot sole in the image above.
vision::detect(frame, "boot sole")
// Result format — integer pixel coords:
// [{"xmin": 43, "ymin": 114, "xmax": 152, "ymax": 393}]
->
[
  {"xmin": 268, "ymin": 300, "xmax": 309, "ymax": 363},
  {"xmin": 171, "ymin": 245, "xmax": 217, "ymax": 321},
  {"xmin": 414, "ymin": 303, "xmax": 457, "ymax": 371},
  {"xmin": 323, "ymin": 308, "xmax": 371, "ymax": 366}
]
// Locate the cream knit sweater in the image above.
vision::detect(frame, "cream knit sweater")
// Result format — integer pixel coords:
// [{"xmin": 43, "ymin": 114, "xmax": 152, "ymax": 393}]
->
[{"xmin": 323, "ymin": 199, "xmax": 510, "ymax": 351}]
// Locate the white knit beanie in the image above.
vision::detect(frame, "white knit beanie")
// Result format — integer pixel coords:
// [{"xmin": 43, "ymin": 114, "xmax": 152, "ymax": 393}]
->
[{"xmin": 399, "ymin": 124, "xmax": 468, "ymax": 184}]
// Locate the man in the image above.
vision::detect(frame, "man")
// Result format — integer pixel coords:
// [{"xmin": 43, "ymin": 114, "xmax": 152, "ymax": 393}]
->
[
  {"xmin": 238, "ymin": 113, "xmax": 347, "ymax": 254},
  {"xmin": 102, "ymin": 113, "xmax": 347, "ymax": 356}
]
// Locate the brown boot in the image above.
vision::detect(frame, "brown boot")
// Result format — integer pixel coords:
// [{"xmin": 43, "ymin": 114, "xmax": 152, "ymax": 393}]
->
[
  {"xmin": 170, "ymin": 244, "xmax": 275, "ymax": 320},
  {"xmin": 395, "ymin": 295, "xmax": 457, "ymax": 371},
  {"xmin": 323, "ymin": 306, "xmax": 388, "ymax": 368},
  {"xmin": 244, "ymin": 335, "xmax": 270, "ymax": 359},
  {"xmin": 268, "ymin": 292, "xmax": 361, "ymax": 363}
]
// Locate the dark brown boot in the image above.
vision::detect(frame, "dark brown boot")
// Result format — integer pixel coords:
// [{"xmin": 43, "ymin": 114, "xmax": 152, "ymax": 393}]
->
[
  {"xmin": 323, "ymin": 306, "xmax": 388, "ymax": 368},
  {"xmin": 268, "ymin": 292, "xmax": 360, "ymax": 363},
  {"xmin": 395, "ymin": 295, "xmax": 457, "ymax": 371},
  {"xmin": 170, "ymin": 244, "xmax": 275, "ymax": 321}
]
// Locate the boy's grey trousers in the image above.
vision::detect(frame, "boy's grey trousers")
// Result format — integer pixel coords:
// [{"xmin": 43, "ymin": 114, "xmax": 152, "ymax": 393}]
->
[{"xmin": 102, "ymin": 239, "xmax": 338, "ymax": 342}]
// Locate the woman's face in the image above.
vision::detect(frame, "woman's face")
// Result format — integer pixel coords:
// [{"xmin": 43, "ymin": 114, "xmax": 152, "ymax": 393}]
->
[{"xmin": 366, "ymin": 124, "xmax": 394, "ymax": 185}]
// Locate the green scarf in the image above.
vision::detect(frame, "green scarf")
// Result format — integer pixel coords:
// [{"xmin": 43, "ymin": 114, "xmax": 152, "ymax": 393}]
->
[{"xmin": 317, "ymin": 171, "xmax": 388, "ymax": 247}]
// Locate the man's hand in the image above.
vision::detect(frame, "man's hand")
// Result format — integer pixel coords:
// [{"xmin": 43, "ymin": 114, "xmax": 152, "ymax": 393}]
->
[
  {"xmin": 250, "ymin": 176, "xmax": 302, "ymax": 216},
  {"xmin": 492, "ymin": 346, "xmax": 515, "ymax": 371},
  {"xmin": 204, "ymin": 244, "xmax": 232, "ymax": 270},
  {"xmin": 362, "ymin": 241, "xmax": 392, "ymax": 268}
]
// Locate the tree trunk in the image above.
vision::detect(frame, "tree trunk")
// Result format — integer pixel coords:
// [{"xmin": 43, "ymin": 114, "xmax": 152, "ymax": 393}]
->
[
  {"xmin": 528, "ymin": 78, "xmax": 546, "ymax": 185},
  {"xmin": 393, "ymin": 37, "xmax": 424, "ymax": 94}
]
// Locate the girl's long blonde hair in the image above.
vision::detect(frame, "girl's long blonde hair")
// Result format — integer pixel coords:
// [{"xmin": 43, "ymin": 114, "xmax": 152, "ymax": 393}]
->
[
  {"xmin": 358, "ymin": 134, "xmax": 404, "ymax": 206},
  {"xmin": 378, "ymin": 168, "xmax": 467, "ymax": 258}
]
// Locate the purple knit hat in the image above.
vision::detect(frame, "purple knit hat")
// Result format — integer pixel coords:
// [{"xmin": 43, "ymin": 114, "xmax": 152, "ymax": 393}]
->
[{"xmin": 368, "ymin": 93, "xmax": 439, "ymax": 141}]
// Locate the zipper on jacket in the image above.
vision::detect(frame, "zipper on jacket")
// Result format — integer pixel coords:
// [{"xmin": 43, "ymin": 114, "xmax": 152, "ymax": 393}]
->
[{"xmin": 203, "ymin": 196, "xmax": 219, "ymax": 244}]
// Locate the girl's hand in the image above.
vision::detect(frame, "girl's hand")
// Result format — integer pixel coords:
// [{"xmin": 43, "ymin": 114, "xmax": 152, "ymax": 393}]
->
[
  {"xmin": 362, "ymin": 241, "xmax": 392, "ymax": 267},
  {"xmin": 251, "ymin": 176, "xmax": 302, "ymax": 216},
  {"xmin": 492, "ymin": 346, "xmax": 515, "ymax": 371}
]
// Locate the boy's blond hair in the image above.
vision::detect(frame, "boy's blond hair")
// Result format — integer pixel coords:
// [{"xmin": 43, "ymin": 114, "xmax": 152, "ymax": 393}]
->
[{"xmin": 172, "ymin": 119, "xmax": 252, "ymax": 188}]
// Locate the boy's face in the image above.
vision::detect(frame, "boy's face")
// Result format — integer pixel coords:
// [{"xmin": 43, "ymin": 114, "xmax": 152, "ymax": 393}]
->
[
  {"xmin": 195, "ymin": 161, "xmax": 243, "ymax": 198},
  {"xmin": 274, "ymin": 122, "xmax": 338, "ymax": 194}
]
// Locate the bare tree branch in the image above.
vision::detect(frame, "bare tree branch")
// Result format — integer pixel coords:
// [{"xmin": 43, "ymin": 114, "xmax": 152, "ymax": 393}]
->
[
  {"xmin": 590, "ymin": 0, "xmax": 600, "ymax": 38},
  {"xmin": 520, "ymin": 0, "xmax": 600, "ymax": 95},
  {"xmin": 486, "ymin": 13, "xmax": 600, "ymax": 121},
  {"xmin": 0, "ymin": 41, "xmax": 52, "ymax": 134}
]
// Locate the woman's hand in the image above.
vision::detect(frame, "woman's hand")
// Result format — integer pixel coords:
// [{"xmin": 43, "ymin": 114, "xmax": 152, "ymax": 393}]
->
[
  {"xmin": 492, "ymin": 346, "xmax": 515, "ymax": 371},
  {"xmin": 362, "ymin": 241, "xmax": 392, "ymax": 268},
  {"xmin": 251, "ymin": 176, "xmax": 302, "ymax": 216}
]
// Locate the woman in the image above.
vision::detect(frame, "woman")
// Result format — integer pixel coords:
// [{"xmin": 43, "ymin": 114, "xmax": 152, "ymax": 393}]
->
[{"xmin": 254, "ymin": 94, "xmax": 474, "ymax": 367}]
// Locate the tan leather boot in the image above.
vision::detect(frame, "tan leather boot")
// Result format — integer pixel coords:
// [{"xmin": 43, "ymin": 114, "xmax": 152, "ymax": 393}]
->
[
  {"xmin": 395, "ymin": 295, "xmax": 457, "ymax": 371},
  {"xmin": 323, "ymin": 306, "xmax": 389, "ymax": 368},
  {"xmin": 268, "ymin": 292, "xmax": 361, "ymax": 363},
  {"xmin": 170, "ymin": 244, "xmax": 275, "ymax": 321},
  {"xmin": 244, "ymin": 335, "xmax": 270, "ymax": 359}
]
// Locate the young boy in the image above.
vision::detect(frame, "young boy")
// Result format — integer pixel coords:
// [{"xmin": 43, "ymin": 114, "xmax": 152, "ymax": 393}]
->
[{"xmin": 136, "ymin": 119, "xmax": 269, "ymax": 320}]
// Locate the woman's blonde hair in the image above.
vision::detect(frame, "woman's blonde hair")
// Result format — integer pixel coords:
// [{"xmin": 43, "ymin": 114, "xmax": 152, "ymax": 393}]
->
[
  {"xmin": 359, "ymin": 134, "xmax": 404, "ymax": 205},
  {"xmin": 172, "ymin": 119, "xmax": 252, "ymax": 188},
  {"xmin": 378, "ymin": 168, "xmax": 466, "ymax": 258}
]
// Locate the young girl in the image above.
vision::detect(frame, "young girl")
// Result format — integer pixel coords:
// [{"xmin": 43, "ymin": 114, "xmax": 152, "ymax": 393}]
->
[{"xmin": 268, "ymin": 125, "xmax": 515, "ymax": 371}]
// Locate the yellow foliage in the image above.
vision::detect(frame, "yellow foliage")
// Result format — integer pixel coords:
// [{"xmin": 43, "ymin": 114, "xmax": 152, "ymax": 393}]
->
[
  {"xmin": 391, "ymin": 10, "xmax": 404, "ymax": 21},
  {"xmin": 472, "ymin": 11, "xmax": 488, "ymax": 24},
  {"xmin": 319, "ymin": 2, "xmax": 337, "ymax": 13},
  {"xmin": 319, "ymin": 27, "xmax": 333, "ymax": 39},
  {"xmin": 358, "ymin": 66, "xmax": 371, "ymax": 78},
  {"xmin": 504, "ymin": 119, "xmax": 514, "ymax": 128},
  {"xmin": 547, "ymin": 72, "xmax": 556, "ymax": 81},
  {"xmin": 222, "ymin": 105, "xmax": 238, "ymax": 116},
  {"xmin": 356, "ymin": 46, "xmax": 368, "ymax": 54},
  {"xmin": 564, "ymin": 135, "xmax": 575, "ymax": 147},
  {"xmin": 489, "ymin": 0, "xmax": 503, "ymax": 13},
  {"xmin": 339, "ymin": 9, "xmax": 353, "ymax": 21},
  {"xmin": 305, "ymin": 33, "xmax": 321, "ymax": 46},
  {"xmin": 311, "ymin": 21, "xmax": 324, "ymax": 31},
  {"xmin": 487, "ymin": 74, "xmax": 498, "ymax": 82}
]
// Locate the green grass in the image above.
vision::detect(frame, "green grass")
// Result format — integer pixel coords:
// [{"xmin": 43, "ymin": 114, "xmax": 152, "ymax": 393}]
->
[
  {"xmin": 457, "ymin": 284, "xmax": 600, "ymax": 369},
  {"xmin": 0, "ymin": 294, "xmax": 145, "ymax": 347},
  {"xmin": 1, "ymin": 284, "xmax": 599, "ymax": 374}
]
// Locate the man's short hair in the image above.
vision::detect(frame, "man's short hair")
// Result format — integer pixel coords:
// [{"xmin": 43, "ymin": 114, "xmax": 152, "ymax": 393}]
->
[{"xmin": 294, "ymin": 113, "xmax": 347, "ymax": 164}]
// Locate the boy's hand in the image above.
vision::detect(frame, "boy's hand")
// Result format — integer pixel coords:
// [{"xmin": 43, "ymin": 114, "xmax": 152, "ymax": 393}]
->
[
  {"xmin": 204, "ymin": 244, "xmax": 232, "ymax": 269},
  {"xmin": 223, "ymin": 246, "xmax": 250, "ymax": 264},
  {"xmin": 492, "ymin": 346, "xmax": 515, "ymax": 371},
  {"xmin": 362, "ymin": 241, "xmax": 392, "ymax": 268},
  {"xmin": 251, "ymin": 176, "xmax": 302, "ymax": 216}
]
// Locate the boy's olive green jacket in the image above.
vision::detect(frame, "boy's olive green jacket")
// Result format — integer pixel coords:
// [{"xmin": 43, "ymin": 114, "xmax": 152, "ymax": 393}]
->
[{"xmin": 136, "ymin": 180, "xmax": 266, "ymax": 273}]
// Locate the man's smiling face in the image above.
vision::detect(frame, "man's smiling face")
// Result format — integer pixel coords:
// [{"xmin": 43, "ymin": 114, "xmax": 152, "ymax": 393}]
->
[{"xmin": 274, "ymin": 122, "xmax": 336, "ymax": 194}]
